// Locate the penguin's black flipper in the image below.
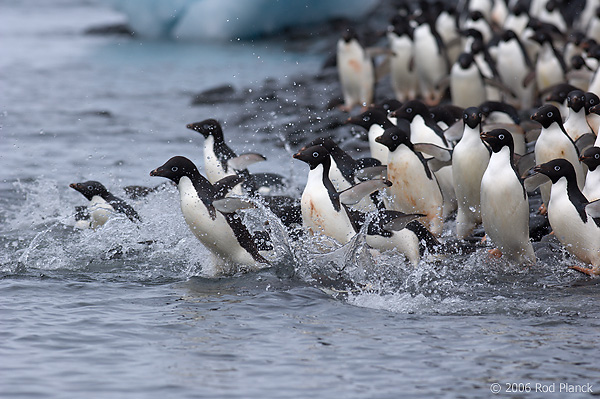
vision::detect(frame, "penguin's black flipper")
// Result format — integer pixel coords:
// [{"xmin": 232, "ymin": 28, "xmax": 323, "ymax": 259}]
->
[
  {"xmin": 355, "ymin": 165, "xmax": 387, "ymax": 181},
  {"xmin": 250, "ymin": 172, "xmax": 287, "ymax": 191},
  {"xmin": 223, "ymin": 213, "xmax": 270, "ymax": 265},
  {"xmin": 261, "ymin": 196, "xmax": 302, "ymax": 227},
  {"xmin": 575, "ymin": 133, "xmax": 596, "ymax": 154},
  {"xmin": 339, "ymin": 179, "xmax": 391, "ymax": 206},
  {"xmin": 213, "ymin": 175, "xmax": 245, "ymax": 199},
  {"xmin": 227, "ymin": 153, "xmax": 266, "ymax": 171},
  {"xmin": 380, "ymin": 210, "xmax": 426, "ymax": 232},
  {"xmin": 105, "ymin": 194, "xmax": 141, "ymax": 222},
  {"xmin": 355, "ymin": 157, "xmax": 382, "ymax": 169}
]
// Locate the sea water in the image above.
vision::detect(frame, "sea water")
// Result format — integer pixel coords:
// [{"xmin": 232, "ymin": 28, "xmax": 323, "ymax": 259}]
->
[{"xmin": 1, "ymin": 1, "xmax": 600, "ymax": 398}]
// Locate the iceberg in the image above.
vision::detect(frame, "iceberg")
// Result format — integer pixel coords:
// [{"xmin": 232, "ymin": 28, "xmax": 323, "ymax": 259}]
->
[{"xmin": 105, "ymin": 0, "xmax": 377, "ymax": 40}]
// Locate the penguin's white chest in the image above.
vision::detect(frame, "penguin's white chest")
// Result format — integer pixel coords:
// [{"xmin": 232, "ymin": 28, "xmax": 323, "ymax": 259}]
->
[
  {"xmin": 452, "ymin": 127, "xmax": 490, "ymax": 210},
  {"xmin": 368, "ymin": 124, "xmax": 389, "ymax": 164},
  {"xmin": 178, "ymin": 177, "xmax": 254, "ymax": 266},
  {"xmin": 450, "ymin": 63, "xmax": 485, "ymax": 108},
  {"xmin": 337, "ymin": 40, "xmax": 373, "ymax": 107},
  {"xmin": 203, "ymin": 136, "xmax": 234, "ymax": 184},
  {"xmin": 583, "ymin": 168, "xmax": 600, "ymax": 201},
  {"xmin": 301, "ymin": 165, "xmax": 355, "ymax": 245},
  {"xmin": 548, "ymin": 179, "xmax": 600, "ymax": 266},
  {"xmin": 89, "ymin": 196, "xmax": 114, "ymax": 228}
]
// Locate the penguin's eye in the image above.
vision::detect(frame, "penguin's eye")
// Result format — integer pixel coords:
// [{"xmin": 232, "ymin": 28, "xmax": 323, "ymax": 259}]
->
[
  {"xmin": 554, "ymin": 165, "xmax": 560, "ymax": 171},
  {"xmin": 312, "ymin": 151, "xmax": 319, "ymax": 158},
  {"xmin": 591, "ymin": 99, "xmax": 596, "ymax": 105},
  {"xmin": 392, "ymin": 135, "xmax": 399, "ymax": 141},
  {"xmin": 478, "ymin": 113, "xmax": 482, "ymax": 118},
  {"xmin": 547, "ymin": 111, "xmax": 553, "ymax": 117},
  {"xmin": 87, "ymin": 186, "xmax": 93, "ymax": 190},
  {"xmin": 406, "ymin": 107, "xmax": 413, "ymax": 113},
  {"xmin": 171, "ymin": 166, "xmax": 178, "ymax": 172},
  {"xmin": 595, "ymin": 154, "xmax": 600, "ymax": 159},
  {"xmin": 498, "ymin": 134, "xmax": 505, "ymax": 140},
  {"xmin": 203, "ymin": 124, "xmax": 211, "ymax": 130},
  {"xmin": 463, "ymin": 113, "xmax": 468, "ymax": 119},
  {"xmin": 363, "ymin": 116, "xmax": 370, "ymax": 122}
]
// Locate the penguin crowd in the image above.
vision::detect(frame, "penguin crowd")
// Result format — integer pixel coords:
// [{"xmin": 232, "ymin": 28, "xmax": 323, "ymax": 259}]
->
[{"xmin": 70, "ymin": 0, "xmax": 600, "ymax": 277}]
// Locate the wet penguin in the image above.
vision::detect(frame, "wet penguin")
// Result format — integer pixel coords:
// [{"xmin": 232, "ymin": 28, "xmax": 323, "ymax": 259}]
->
[
  {"xmin": 293, "ymin": 145, "xmax": 357, "ymax": 245},
  {"xmin": 186, "ymin": 119, "xmax": 265, "ymax": 186},
  {"xmin": 375, "ymin": 122, "xmax": 445, "ymax": 236},
  {"xmin": 452, "ymin": 107, "xmax": 490, "ymax": 239},
  {"xmin": 346, "ymin": 108, "xmax": 396, "ymax": 165},
  {"xmin": 533, "ymin": 159, "xmax": 600, "ymax": 275},
  {"xmin": 480, "ymin": 129, "xmax": 536, "ymax": 265},
  {"xmin": 450, "ymin": 52, "xmax": 486, "ymax": 108},
  {"xmin": 580, "ymin": 146, "xmax": 600, "ymax": 201},
  {"xmin": 70, "ymin": 181, "xmax": 141, "ymax": 229},
  {"xmin": 150, "ymin": 156, "xmax": 269, "ymax": 272},
  {"xmin": 336, "ymin": 28, "xmax": 374, "ymax": 111},
  {"xmin": 391, "ymin": 100, "xmax": 457, "ymax": 217},
  {"xmin": 531, "ymin": 104, "xmax": 585, "ymax": 209}
]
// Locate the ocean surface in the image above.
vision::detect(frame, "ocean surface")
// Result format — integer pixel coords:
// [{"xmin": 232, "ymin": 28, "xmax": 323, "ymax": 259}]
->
[{"xmin": 1, "ymin": 1, "xmax": 600, "ymax": 398}]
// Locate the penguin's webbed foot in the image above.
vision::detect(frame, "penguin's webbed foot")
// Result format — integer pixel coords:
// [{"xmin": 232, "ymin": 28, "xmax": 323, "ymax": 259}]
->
[
  {"xmin": 488, "ymin": 248, "xmax": 502, "ymax": 259},
  {"xmin": 569, "ymin": 265, "xmax": 600, "ymax": 276},
  {"xmin": 538, "ymin": 203, "xmax": 547, "ymax": 215}
]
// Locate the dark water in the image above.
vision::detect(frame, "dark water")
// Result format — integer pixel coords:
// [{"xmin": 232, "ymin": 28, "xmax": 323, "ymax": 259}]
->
[{"xmin": 2, "ymin": 1, "xmax": 600, "ymax": 398}]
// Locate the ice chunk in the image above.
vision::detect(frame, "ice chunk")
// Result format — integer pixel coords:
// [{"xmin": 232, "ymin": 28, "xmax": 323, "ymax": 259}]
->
[{"xmin": 105, "ymin": 0, "xmax": 376, "ymax": 40}]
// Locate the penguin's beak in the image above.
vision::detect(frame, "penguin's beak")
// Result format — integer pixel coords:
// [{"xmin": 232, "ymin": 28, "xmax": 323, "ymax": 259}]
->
[
  {"xmin": 580, "ymin": 153, "xmax": 591, "ymax": 162},
  {"xmin": 590, "ymin": 105, "xmax": 600, "ymax": 115},
  {"xmin": 69, "ymin": 183, "xmax": 83, "ymax": 192},
  {"xmin": 150, "ymin": 167, "xmax": 163, "ymax": 177},
  {"xmin": 479, "ymin": 131, "xmax": 492, "ymax": 141}
]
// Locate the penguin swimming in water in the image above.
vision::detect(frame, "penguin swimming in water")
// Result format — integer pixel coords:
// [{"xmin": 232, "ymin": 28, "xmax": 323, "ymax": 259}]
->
[
  {"xmin": 452, "ymin": 107, "xmax": 490, "ymax": 239},
  {"xmin": 294, "ymin": 143, "xmax": 433, "ymax": 266},
  {"xmin": 531, "ymin": 104, "xmax": 585, "ymax": 210},
  {"xmin": 336, "ymin": 28, "xmax": 374, "ymax": 111},
  {"xmin": 150, "ymin": 156, "xmax": 270, "ymax": 273},
  {"xmin": 480, "ymin": 128, "xmax": 536, "ymax": 265},
  {"xmin": 375, "ymin": 122, "xmax": 445, "ymax": 236},
  {"xmin": 70, "ymin": 181, "xmax": 141, "ymax": 229},
  {"xmin": 533, "ymin": 158, "xmax": 600, "ymax": 276}
]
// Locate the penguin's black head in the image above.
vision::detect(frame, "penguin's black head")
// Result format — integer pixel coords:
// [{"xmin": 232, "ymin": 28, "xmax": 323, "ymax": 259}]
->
[
  {"xmin": 580, "ymin": 147, "xmax": 600, "ymax": 171},
  {"xmin": 373, "ymin": 99, "xmax": 403, "ymax": 115},
  {"xmin": 511, "ymin": 1, "xmax": 528, "ymax": 16},
  {"xmin": 529, "ymin": 29, "xmax": 551, "ymax": 45},
  {"xmin": 302, "ymin": 137, "xmax": 338, "ymax": 153},
  {"xmin": 150, "ymin": 156, "xmax": 199, "ymax": 184},
  {"xmin": 479, "ymin": 101, "xmax": 520, "ymax": 124},
  {"xmin": 544, "ymin": 83, "xmax": 577, "ymax": 103},
  {"xmin": 468, "ymin": 10, "xmax": 484, "ymax": 21},
  {"xmin": 567, "ymin": 90, "xmax": 586, "ymax": 113},
  {"xmin": 585, "ymin": 92, "xmax": 600, "ymax": 113},
  {"xmin": 459, "ymin": 28, "xmax": 483, "ymax": 42},
  {"xmin": 70, "ymin": 180, "xmax": 110, "ymax": 201},
  {"xmin": 587, "ymin": 43, "xmax": 600, "ymax": 60},
  {"xmin": 342, "ymin": 28, "xmax": 358, "ymax": 43},
  {"xmin": 463, "ymin": 107, "xmax": 482, "ymax": 129},
  {"xmin": 533, "ymin": 158, "xmax": 576, "ymax": 184},
  {"xmin": 545, "ymin": 0, "xmax": 557, "ymax": 12},
  {"xmin": 480, "ymin": 128, "xmax": 514, "ymax": 153},
  {"xmin": 186, "ymin": 118, "xmax": 223, "ymax": 140},
  {"xmin": 391, "ymin": 100, "xmax": 428, "ymax": 122},
  {"xmin": 375, "ymin": 121, "xmax": 412, "ymax": 152},
  {"xmin": 530, "ymin": 104, "xmax": 562, "ymax": 129},
  {"xmin": 293, "ymin": 145, "xmax": 330, "ymax": 170},
  {"xmin": 501, "ymin": 29, "xmax": 518, "ymax": 42},
  {"xmin": 457, "ymin": 52, "xmax": 474, "ymax": 69},
  {"xmin": 570, "ymin": 55, "xmax": 586, "ymax": 70},
  {"xmin": 568, "ymin": 31, "xmax": 586, "ymax": 46},
  {"xmin": 346, "ymin": 108, "xmax": 389, "ymax": 130}
]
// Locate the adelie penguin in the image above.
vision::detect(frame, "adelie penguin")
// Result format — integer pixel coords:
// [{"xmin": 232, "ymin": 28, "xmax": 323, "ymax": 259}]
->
[
  {"xmin": 293, "ymin": 144, "xmax": 430, "ymax": 266},
  {"xmin": 336, "ymin": 28, "xmax": 374, "ymax": 111},
  {"xmin": 346, "ymin": 108, "xmax": 396, "ymax": 165},
  {"xmin": 150, "ymin": 156, "xmax": 270, "ymax": 274},
  {"xmin": 580, "ymin": 146, "xmax": 600, "ymax": 201},
  {"xmin": 495, "ymin": 29, "xmax": 534, "ymax": 110},
  {"xmin": 533, "ymin": 159, "xmax": 600, "ymax": 276},
  {"xmin": 70, "ymin": 181, "xmax": 141, "ymax": 229},
  {"xmin": 452, "ymin": 107, "xmax": 490, "ymax": 239},
  {"xmin": 449, "ymin": 52, "xmax": 486, "ymax": 109},
  {"xmin": 480, "ymin": 128, "xmax": 536, "ymax": 265},
  {"xmin": 375, "ymin": 121, "xmax": 445, "ymax": 237},
  {"xmin": 387, "ymin": 17, "xmax": 417, "ymax": 102},
  {"xmin": 531, "ymin": 104, "xmax": 585, "ymax": 211},
  {"xmin": 186, "ymin": 118, "xmax": 284, "ymax": 195}
]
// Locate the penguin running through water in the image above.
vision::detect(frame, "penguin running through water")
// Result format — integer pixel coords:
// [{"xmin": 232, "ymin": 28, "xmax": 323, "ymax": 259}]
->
[
  {"xmin": 452, "ymin": 107, "xmax": 490, "ymax": 239},
  {"xmin": 70, "ymin": 181, "xmax": 141, "ymax": 229},
  {"xmin": 533, "ymin": 159, "xmax": 600, "ymax": 276},
  {"xmin": 150, "ymin": 156, "xmax": 270, "ymax": 274},
  {"xmin": 480, "ymin": 128, "xmax": 536, "ymax": 265}
]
